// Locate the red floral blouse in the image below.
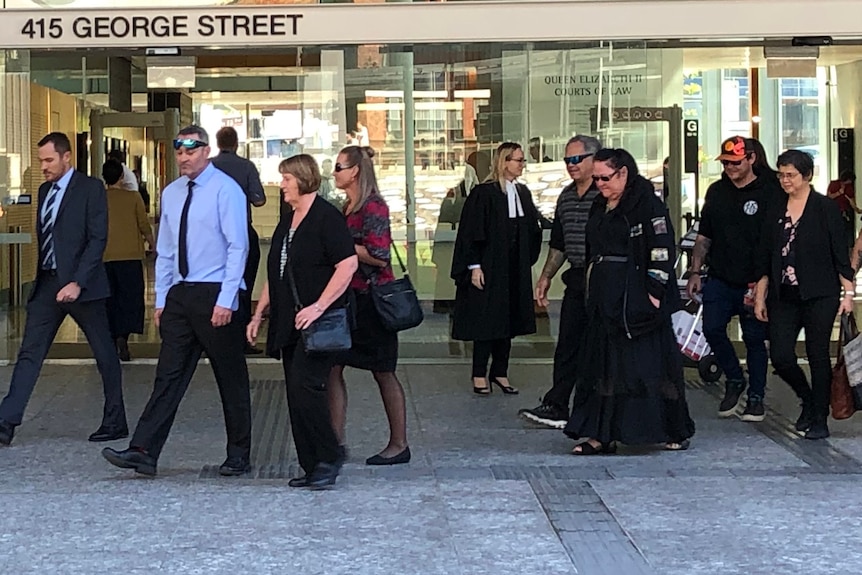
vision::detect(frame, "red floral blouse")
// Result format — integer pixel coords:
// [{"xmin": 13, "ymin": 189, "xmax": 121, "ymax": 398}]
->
[{"xmin": 345, "ymin": 194, "xmax": 395, "ymax": 290}]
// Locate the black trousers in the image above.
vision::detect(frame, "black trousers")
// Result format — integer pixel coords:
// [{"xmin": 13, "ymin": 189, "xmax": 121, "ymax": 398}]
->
[
  {"xmin": 768, "ymin": 287, "xmax": 839, "ymax": 422},
  {"xmin": 281, "ymin": 342, "xmax": 340, "ymax": 475},
  {"xmin": 544, "ymin": 269, "xmax": 587, "ymax": 410},
  {"xmin": 0, "ymin": 272, "xmax": 126, "ymax": 429},
  {"xmin": 472, "ymin": 339, "xmax": 512, "ymax": 378},
  {"xmin": 130, "ymin": 283, "xmax": 251, "ymax": 460},
  {"xmin": 105, "ymin": 259, "xmax": 145, "ymax": 339},
  {"xmin": 238, "ymin": 225, "xmax": 261, "ymax": 326}
]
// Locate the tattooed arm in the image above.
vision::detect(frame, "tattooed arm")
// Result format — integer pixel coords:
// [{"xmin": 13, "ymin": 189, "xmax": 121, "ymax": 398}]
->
[
  {"xmin": 685, "ymin": 234, "xmax": 711, "ymax": 299},
  {"xmin": 535, "ymin": 248, "xmax": 566, "ymax": 307},
  {"xmin": 852, "ymin": 231, "xmax": 862, "ymax": 274}
]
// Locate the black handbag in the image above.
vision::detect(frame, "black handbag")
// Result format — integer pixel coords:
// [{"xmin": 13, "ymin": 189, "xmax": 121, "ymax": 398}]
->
[
  {"xmin": 285, "ymin": 254, "xmax": 352, "ymax": 353},
  {"xmin": 367, "ymin": 242, "xmax": 424, "ymax": 332}
]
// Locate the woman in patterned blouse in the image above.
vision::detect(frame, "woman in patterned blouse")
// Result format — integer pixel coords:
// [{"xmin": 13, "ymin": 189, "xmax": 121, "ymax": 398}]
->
[
  {"xmin": 327, "ymin": 145, "xmax": 411, "ymax": 466},
  {"xmin": 754, "ymin": 150, "xmax": 854, "ymax": 440}
]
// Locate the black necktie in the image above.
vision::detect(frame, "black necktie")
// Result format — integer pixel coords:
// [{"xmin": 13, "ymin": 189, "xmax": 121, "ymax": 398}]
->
[{"xmin": 178, "ymin": 180, "xmax": 194, "ymax": 278}]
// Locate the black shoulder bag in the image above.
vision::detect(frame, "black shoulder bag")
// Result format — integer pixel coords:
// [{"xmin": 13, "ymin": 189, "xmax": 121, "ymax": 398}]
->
[
  {"xmin": 285, "ymin": 253, "xmax": 352, "ymax": 353},
  {"xmin": 367, "ymin": 242, "xmax": 424, "ymax": 332}
]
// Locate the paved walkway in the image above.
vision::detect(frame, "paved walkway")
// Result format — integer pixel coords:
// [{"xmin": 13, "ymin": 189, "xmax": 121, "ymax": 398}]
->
[{"xmin": 2, "ymin": 361, "xmax": 862, "ymax": 574}]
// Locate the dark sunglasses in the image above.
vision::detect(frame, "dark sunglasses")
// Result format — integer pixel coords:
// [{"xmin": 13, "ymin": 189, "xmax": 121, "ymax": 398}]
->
[
  {"xmin": 173, "ymin": 138, "xmax": 207, "ymax": 151},
  {"xmin": 334, "ymin": 162, "xmax": 354, "ymax": 172},
  {"xmin": 592, "ymin": 170, "xmax": 620, "ymax": 183},
  {"xmin": 720, "ymin": 156, "xmax": 749, "ymax": 167},
  {"xmin": 564, "ymin": 154, "xmax": 594, "ymax": 166}
]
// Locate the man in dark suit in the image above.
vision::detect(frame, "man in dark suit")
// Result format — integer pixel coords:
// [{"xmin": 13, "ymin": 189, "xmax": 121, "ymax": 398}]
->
[{"xmin": 0, "ymin": 132, "xmax": 127, "ymax": 447}]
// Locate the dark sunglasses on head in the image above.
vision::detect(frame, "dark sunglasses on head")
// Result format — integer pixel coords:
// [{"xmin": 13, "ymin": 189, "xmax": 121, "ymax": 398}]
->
[
  {"xmin": 592, "ymin": 170, "xmax": 620, "ymax": 183},
  {"xmin": 173, "ymin": 138, "xmax": 207, "ymax": 151},
  {"xmin": 564, "ymin": 154, "xmax": 594, "ymax": 166},
  {"xmin": 334, "ymin": 162, "xmax": 354, "ymax": 172}
]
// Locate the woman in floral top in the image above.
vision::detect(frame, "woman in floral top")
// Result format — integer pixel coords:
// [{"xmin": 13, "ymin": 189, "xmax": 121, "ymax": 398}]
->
[
  {"xmin": 754, "ymin": 150, "xmax": 854, "ymax": 440},
  {"xmin": 327, "ymin": 145, "xmax": 411, "ymax": 466}
]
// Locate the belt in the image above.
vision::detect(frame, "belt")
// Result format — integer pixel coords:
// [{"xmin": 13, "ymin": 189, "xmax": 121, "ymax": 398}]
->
[
  {"xmin": 177, "ymin": 281, "xmax": 220, "ymax": 288},
  {"xmin": 592, "ymin": 255, "xmax": 628, "ymax": 264}
]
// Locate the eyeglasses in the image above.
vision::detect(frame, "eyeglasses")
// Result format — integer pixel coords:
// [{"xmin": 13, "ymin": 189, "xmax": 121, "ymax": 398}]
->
[
  {"xmin": 334, "ymin": 162, "xmax": 354, "ymax": 172},
  {"xmin": 507, "ymin": 156, "xmax": 527, "ymax": 164},
  {"xmin": 592, "ymin": 170, "xmax": 620, "ymax": 183},
  {"xmin": 778, "ymin": 171, "xmax": 800, "ymax": 180},
  {"xmin": 720, "ymin": 157, "xmax": 747, "ymax": 167},
  {"xmin": 564, "ymin": 154, "xmax": 594, "ymax": 166},
  {"xmin": 173, "ymin": 138, "xmax": 207, "ymax": 151}
]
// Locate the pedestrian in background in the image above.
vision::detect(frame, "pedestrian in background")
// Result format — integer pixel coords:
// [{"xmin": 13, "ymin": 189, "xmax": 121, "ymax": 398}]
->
[
  {"xmin": 102, "ymin": 159, "xmax": 153, "ymax": 362},
  {"xmin": 212, "ymin": 126, "xmax": 267, "ymax": 355},
  {"xmin": 451, "ymin": 142, "xmax": 542, "ymax": 396}
]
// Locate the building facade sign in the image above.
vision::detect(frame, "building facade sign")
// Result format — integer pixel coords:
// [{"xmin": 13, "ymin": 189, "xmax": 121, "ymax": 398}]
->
[{"xmin": 1, "ymin": 1, "xmax": 862, "ymax": 49}]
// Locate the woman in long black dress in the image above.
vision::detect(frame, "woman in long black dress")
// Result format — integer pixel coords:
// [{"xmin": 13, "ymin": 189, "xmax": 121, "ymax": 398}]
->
[
  {"xmin": 564, "ymin": 148, "xmax": 695, "ymax": 454},
  {"xmin": 451, "ymin": 142, "xmax": 542, "ymax": 395}
]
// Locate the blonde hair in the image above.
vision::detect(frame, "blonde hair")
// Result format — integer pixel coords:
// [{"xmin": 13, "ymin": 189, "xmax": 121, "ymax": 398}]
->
[
  {"xmin": 339, "ymin": 145, "xmax": 381, "ymax": 214},
  {"xmin": 278, "ymin": 154, "xmax": 321, "ymax": 195},
  {"xmin": 488, "ymin": 142, "xmax": 523, "ymax": 189}
]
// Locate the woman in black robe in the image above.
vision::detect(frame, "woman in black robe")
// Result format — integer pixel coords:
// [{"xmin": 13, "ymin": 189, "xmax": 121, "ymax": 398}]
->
[
  {"xmin": 564, "ymin": 148, "xmax": 695, "ymax": 453},
  {"xmin": 450, "ymin": 142, "xmax": 542, "ymax": 395}
]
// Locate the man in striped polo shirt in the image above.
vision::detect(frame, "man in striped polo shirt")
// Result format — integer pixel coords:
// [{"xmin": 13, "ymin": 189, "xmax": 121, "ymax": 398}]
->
[{"xmin": 519, "ymin": 135, "xmax": 601, "ymax": 428}]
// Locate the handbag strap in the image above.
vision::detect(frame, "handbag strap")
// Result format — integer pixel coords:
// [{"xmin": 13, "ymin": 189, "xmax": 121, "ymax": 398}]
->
[
  {"xmin": 390, "ymin": 240, "xmax": 407, "ymax": 275},
  {"xmin": 284, "ymin": 242, "xmax": 305, "ymax": 312}
]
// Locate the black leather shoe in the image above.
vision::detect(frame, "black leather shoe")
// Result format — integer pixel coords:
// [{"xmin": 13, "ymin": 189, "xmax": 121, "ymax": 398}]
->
[
  {"xmin": 244, "ymin": 344, "xmax": 263, "ymax": 355},
  {"xmin": 288, "ymin": 475, "xmax": 310, "ymax": 488},
  {"xmin": 218, "ymin": 457, "xmax": 251, "ymax": 476},
  {"xmin": 366, "ymin": 446, "xmax": 411, "ymax": 466},
  {"xmin": 306, "ymin": 462, "xmax": 339, "ymax": 490},
  {"xmin": 0, "ymin": 419, "xmax": 15, "ymax": 446},
  {"xmin": 101, "ymin": 447, "xmax": 157, "ymax": 476},
  {"xmin": 116, "ymin": 337, "xmax": 131, "ymax": 362},
  {"xmin": 88, "ymin": 427, "xmax": 129, "ymax": 443}
]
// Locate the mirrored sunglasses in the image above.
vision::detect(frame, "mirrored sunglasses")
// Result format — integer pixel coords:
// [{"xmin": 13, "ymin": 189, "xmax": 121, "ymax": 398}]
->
[
  {"xmin": 564, "ymin": 154, "xmax": 594, "ymax": 166},
  {"xmin": 173, "ymin": 138, "xmax": 207, "ymax": 151}
]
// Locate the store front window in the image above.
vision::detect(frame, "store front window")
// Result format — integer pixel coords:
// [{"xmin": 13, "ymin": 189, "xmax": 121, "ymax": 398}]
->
[{"xmin": 5, "ymin": 42, "xmax": 862, "ymax": 357}]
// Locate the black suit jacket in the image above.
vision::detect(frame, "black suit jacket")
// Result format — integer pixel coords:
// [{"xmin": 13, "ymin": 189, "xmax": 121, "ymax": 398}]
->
[
  {"xmin": 32, "ymin": 170, "xmax": 111, "ymax": 303},
  {"xmin": 758, "ymin": 189, "xmax": 854, "ymax": 302}
]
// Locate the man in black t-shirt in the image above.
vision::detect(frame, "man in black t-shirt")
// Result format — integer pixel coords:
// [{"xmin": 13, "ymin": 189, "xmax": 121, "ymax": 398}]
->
[{"xmin": 687, "ymin": 136, "xmax": 782, "ymax": 423}]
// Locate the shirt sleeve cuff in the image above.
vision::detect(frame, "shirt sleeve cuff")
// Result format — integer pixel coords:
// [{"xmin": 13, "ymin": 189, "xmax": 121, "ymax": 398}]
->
[{"xmin": 467, "ymin": 264, "xmax": 481, "ymax": 270}]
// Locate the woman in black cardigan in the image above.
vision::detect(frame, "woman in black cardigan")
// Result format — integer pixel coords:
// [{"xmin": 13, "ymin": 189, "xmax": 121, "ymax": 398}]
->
[{"xmin": 754, "ymin": 150, "xmax": 855, "ymax": 440}]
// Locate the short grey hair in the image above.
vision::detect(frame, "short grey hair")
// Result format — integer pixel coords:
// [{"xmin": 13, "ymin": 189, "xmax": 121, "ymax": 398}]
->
[
  {"xmin": 177, "ymin": 124, "xmax": 209, "ymax": 145},
  {"xmin": 565, "ymin": 135, "xmax": 602, "ymax": 155}
]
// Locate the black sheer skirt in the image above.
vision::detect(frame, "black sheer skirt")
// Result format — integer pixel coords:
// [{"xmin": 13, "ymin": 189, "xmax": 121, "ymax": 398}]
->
[{"xmin": 564, "ymin": 271, "xmax": 695, "ymax": 445}]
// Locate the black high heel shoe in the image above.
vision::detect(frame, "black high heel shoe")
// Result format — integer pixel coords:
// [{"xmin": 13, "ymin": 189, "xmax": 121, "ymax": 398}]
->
[
  {"xmin": 490, "ymin": 377, "xmax": 518, "ymax": 395},
  {"xmin": 472, "ymin": 378, "xmax": 491, "ymax": 395}
]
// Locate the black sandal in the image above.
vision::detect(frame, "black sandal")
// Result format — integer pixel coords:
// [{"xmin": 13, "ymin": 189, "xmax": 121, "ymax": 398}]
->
[
  {"xmin": 472, "ymin": 378, "xmax": 491, "ymax": 395},
  {"xmin": 490, "ymin": 377, "xmax": 519, "ymax": 395},
  {"xmin": 664, "ymin": 439, "xmax": 690, "ymax": 451},
  {"xmin": 572, "ymin": 441, "xmax": 617, "ymax": 455}
]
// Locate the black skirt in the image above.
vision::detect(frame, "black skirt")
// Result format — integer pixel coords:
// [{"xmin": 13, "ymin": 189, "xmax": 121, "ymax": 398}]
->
[
  {"xmin": 337, "ymin": 290, "xmax": 398, "ymax": 373},
  {"xmin": 104, "ymin": 260, "xmax": 145, "ymax": 338},
  {"xmin": 564, "ymin": 310, "xmax": 695, "ymax": 446}
]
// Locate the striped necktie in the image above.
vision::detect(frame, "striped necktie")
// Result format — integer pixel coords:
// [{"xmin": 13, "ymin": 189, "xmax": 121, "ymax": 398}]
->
[{"xmin": 40, "ymin": 183, "xmax": 60, "ymax": 270}]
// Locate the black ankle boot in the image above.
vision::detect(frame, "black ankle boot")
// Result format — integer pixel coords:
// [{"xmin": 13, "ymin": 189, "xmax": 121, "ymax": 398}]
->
[{"xmin": 805, "ymin": 420, "xmax": 830, "ymax": 440}]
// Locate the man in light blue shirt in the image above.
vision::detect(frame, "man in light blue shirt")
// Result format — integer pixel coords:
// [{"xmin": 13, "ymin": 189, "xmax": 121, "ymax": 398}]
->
[{"xmin": 102, "ymin": 125, "xmax": 253, "ymax": 477}]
